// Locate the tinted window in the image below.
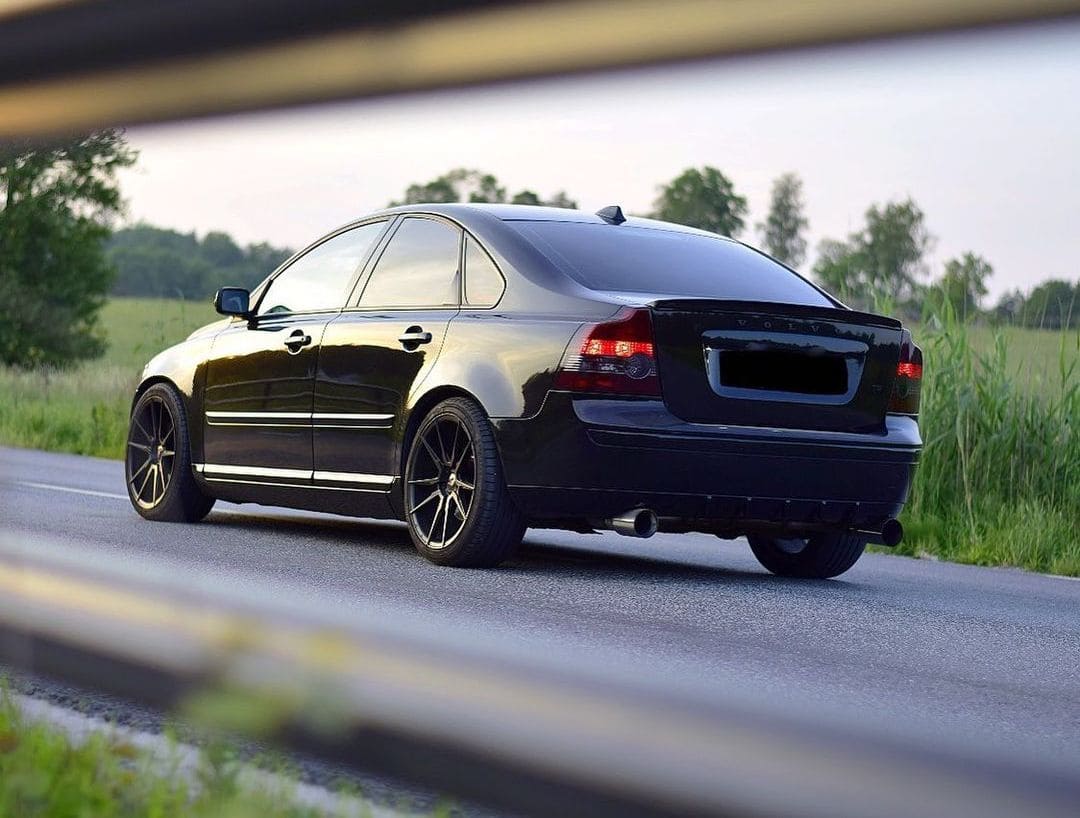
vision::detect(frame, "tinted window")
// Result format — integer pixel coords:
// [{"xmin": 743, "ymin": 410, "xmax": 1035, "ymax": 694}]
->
[
  {"xmin": 510, "ymin": 221, "xmax": 833, "ymax": 306},
  {"xmin": 464, "ymin": 236, "xmax": 505, "ymax": 306},
  {"xmin": 359, "ymin": 218, "xmax": 461, "ymax": 308},
  {"xmin": 258, "ymin": 221, "xmax": 386, "ymax": 315}
]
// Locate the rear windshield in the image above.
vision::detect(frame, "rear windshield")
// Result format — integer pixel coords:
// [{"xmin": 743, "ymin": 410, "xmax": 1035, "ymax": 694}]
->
[{"xmin": 509, "ymin": 221, "xmax": 833, "ymax": 306}]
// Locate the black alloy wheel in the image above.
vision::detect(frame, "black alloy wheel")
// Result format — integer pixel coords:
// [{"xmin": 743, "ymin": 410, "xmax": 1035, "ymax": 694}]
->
[
  {"xmin": 127, "ymin": 392, "xmax": 176, "ymax": 510},
  {"xmin": 125, "ymin": 383, "xmax": 215, "ymax": 522},
  {"xmin": 404, "ymin": 398, "xmax": 525, "ymax": 567}
]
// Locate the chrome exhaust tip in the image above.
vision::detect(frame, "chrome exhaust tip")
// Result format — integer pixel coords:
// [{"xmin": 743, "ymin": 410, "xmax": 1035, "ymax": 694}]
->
[{"xmin": 607, "ymin": 509, "xmax": 659, "ymax": 538}]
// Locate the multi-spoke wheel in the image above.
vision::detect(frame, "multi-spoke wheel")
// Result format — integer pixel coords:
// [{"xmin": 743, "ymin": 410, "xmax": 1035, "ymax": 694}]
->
[
  {"xmin": 747, "ymin": 531, "xmax": 866, "ymax": 579},
  {"xmin": 127, "ymin": 393, "xmax": 176, "ymax": 509},
  {"xmin": 404, "ymin": 397, "xmax": 525, "ymax": 567},
  {"xmin": 125, "ymin": 383, "xmax": 215, "ymax": 522}
]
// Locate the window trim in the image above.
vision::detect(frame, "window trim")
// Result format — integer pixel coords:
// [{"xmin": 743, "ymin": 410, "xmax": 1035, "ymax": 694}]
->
[
  {"xmin": 346, "ymin": 214, "xmax": 465, "ymax": 312},
  {"xmin": 461, "ymin": 233, "xmax": 507, "ymax": 310},
  {"xmin": 249, "ymin": 217, "xmax": 392, "ymax": 319}
]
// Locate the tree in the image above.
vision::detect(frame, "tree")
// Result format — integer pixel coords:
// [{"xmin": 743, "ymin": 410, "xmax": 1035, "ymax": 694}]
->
[
  {"xmin": 812, "ymin": 198, "xmax": 932, "ymax": 310},
  {"xmin": 651, "ymin": 166, "xmax": 747, "ymax": 237},
  {"xmin": 757, "ymin": 172, "xmax": 808, "ymax": 267},
  {"xmin": 543, "ymin": 191, "xmax": 578, "ymax": 209},
  {"xmin": 393, "ymin": 170, "xmax": 577, "ymax": 209},
  {"xmin": 510, "ymin": 188, "xmax": 578, "ymax": 208},
  {"xmin": 929, "ymin": 252, "xmax": 993, "ymax": 321},
  {"xmin": 391, "ymin": 168, "xmax": 506, "ymax": 205},
  {"xmin": 0, "ymin": 130, "xmax": 136, "ymax": 367},
  {"xmin": 510, "ymin": 189, "xmax": 541, "ymax": 205},
  {"xmin": 992, "ymin": 288, "xmax": 1026, "ymax": 324},
  {"xmin": 201, "ymin": 231, "xmax": 245, "ymax": 269},
  {"xmin": 107, "ymin": 224, "xmax": 292, "ymax": 299},
  {"xmin": 1021, "ymin": 279, "xmax": 1078, "ymax": 329}
]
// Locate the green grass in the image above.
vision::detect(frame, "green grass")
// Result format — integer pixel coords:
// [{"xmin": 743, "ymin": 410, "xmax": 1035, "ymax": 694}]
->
[
  {"xmin": 0, "ymin": 298, "xmax": 217, "ymax": 458},
  {"xmin": 884, "ymin": 316, "xmax": 1080, "ymax": 575},
  {"xmin": 0, "ymin": 689, "xmax": 348, "ymax": 818},
  {"xmin": 0, "ymin": 297, "xmax": 1077, "ymax": 574}
]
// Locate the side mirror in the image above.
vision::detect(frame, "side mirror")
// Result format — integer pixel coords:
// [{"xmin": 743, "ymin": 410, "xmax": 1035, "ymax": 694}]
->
[{"xmin": 214, "ymin": 287, "xmax": 251, "ymax": 318}]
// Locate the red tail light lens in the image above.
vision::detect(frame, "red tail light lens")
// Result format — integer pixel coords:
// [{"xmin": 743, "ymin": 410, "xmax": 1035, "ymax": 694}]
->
[
  {"xmin": 889, "ymin": 330, "xmax": 923, "ymax": 415},
  {"xmin": 555, "ymin": 307, "xmax": 661, "ymax": 397}
]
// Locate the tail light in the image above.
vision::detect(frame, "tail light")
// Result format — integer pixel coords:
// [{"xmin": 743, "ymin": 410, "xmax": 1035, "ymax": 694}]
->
[
  {"xmin": 889, "ymin": 329, "xmax": 923, "ymax": 415},
  {"xmin": 554, "ymin": 307, "xmax": 661, "ymax": 397}
]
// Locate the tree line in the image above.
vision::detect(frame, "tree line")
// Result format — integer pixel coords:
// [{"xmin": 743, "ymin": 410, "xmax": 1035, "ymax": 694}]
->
[
  {"xmin": 1, "ymin": 131, "xmax": 1075, "ymax": 368},
  {"xmin": 107, "ymin": 225, "xmax": 293, "ymax": 300}
]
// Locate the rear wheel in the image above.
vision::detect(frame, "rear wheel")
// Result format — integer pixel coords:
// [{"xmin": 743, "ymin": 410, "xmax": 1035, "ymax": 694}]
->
[
  {"xmin": 126, "ymin": 383, "xmax": 215, "ymax": 522},
  {"xmin": 748, "ymin": 532, "xmax": 865, "ymax": 579},
  {"xmin": 404, "ymin": 398, "xmax": 525, "ymax": 567}
]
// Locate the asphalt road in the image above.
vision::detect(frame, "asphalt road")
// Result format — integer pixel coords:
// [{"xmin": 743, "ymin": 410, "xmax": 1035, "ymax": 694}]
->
[{"xmin": 2, "ymin": 444, "xmax": 1079, "ymax": 783}]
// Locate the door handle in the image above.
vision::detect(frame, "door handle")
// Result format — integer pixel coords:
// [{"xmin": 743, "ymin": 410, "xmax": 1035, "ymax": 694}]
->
[
  {"xmin": 398, "ymin": 327, "xmax": 433, "ymax": 349},
  {"xmin": 283, "ymin": 329, "xmax": 312, "ymax": 352}
]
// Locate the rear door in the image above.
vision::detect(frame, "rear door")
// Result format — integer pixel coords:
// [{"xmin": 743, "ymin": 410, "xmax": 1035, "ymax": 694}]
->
[
  {"xmin": 201, "ymin": 221, "xmax": 388, "ymax": 479},
  {"xmin": 313, "ymin": 216, "xmax": 462, "ymax": 486}
]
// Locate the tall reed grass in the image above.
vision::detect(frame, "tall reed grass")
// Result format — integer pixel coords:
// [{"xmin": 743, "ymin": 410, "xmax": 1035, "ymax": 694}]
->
[{"xmin": 895, "ymin": 311, "xmax": 1079, "ymax": 575}]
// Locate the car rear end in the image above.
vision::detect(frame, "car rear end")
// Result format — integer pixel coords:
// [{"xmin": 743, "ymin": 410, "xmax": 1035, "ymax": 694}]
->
[{"xmin": 495, "ymin": 217, "xmax": 922, "ymax": 545}]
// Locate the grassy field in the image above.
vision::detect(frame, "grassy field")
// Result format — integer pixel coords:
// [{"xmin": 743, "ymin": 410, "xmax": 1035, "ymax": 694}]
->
[
  {"xmin": 0, "ymin": 298, "xmax": 216, "ymax": 458},
  {"xmin": 0, "ymin": 297, "xmax": 1077, "ymax": 575}
]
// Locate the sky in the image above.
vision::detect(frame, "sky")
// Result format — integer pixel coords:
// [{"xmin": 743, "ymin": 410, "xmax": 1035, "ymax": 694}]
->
[{"xmin": 119, "ymin": 20, "xmax": 1080, "ymax": 301}]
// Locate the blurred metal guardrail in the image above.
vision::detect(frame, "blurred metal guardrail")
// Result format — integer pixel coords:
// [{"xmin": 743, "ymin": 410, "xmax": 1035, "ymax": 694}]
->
[
  {"xmin": 1, "ymin": 530, "xmax": 1079, "ymax": 818},
  {"xmin": 2, "ymin": 0, "xmax": 1080, "ymax": 136}
]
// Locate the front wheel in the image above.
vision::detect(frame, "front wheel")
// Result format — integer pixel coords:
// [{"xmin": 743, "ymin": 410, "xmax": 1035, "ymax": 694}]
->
[
  {"xmin": 126, "ymin": 383, "xmax": 215, "ymax": 522},
  {"xmin": 404, "ymin": 397, "xmax": 525, "ymax": 567},
  {"xmin": 748, "ymin": 532, "xmax": 866, "ymax": 579}
]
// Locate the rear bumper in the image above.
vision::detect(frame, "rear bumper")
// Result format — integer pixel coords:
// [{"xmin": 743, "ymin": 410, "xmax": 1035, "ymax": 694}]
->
[{"xmin": 494, "ymin": 394, "xmax": 921, "ymax": 532}]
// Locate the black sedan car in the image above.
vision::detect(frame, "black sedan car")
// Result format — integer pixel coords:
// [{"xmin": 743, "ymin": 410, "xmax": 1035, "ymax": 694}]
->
[{"xmin": 126, "ymin": 204, "xmax": 922, "ymax": 578}]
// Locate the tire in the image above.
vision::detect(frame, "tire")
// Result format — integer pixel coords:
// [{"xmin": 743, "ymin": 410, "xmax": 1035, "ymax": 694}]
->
[
  {"xmin": 125, "ymin": 383, "xmax": 215, "ymax": 523},
  {"xmin": 748, "ymin": 532, "xmax": 866, "ymax": 579},
  {"xmin": 404, "ymin": 397, "xmax": 526, "ymax": 567}
]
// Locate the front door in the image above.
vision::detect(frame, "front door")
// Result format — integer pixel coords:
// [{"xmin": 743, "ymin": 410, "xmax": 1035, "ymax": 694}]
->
[
  {"xmin": 200, "ymin": 219, "xmax": 390, "ymax": 483},
  {"xmin": 313, "ymin": 215, "xmax": 463, "ymax": 486},
  {"xmin": 202, "ymin": 313, "xmax": 330, "ymax": 477}
]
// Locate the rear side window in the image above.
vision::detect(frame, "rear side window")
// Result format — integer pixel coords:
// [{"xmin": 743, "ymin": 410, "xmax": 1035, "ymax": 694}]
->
[
  {"xmin": 510, "ymin": 221, "xmax": 833, "ymax": 306},
  {"xmin": 358, "ymin": 217, "xmax": 461, "ymax": 308},
  {"xmin": 464, "ymin": 236, "xmax": 505, "ymax": 306}
]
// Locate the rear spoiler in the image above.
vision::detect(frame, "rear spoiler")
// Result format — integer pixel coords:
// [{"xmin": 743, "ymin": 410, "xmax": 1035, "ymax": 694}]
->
[{"xmin": 648, "ymin": 300, "xmax": 903, "ymax": 330}]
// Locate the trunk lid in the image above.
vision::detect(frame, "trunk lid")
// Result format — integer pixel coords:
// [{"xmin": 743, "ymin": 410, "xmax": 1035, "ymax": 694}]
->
[{"xmin": 649, "ymin": 299, "xmax": 903, "ymax": 433}]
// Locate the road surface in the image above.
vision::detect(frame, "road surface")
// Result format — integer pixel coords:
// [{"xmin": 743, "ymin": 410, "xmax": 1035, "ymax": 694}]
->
[{"xmin": 2, "ymin": 445, "xmax": 1078, "ymax": 783}]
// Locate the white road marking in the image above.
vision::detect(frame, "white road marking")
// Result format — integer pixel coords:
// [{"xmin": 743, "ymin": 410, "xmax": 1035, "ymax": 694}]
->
[{"xmin": 14, "ymin": 481, "xmax": 127, "ymax": 500}]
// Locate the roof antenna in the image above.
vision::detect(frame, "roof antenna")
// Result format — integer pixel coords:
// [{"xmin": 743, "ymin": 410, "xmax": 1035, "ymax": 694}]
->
[{"xmin": 596, "ymin": 205, "xmax": 626, "ymax": 225}]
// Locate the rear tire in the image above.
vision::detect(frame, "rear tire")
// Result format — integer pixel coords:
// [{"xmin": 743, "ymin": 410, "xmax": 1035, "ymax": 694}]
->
[
  {"xmin": 404, "ymin": 397, "xmax": 526, "ymax": 567},
  {"xmin": 748, "ymin": 532, "xmax": 865, "ymax": 579},
  {"xmin": 126, "ymin": 383, "xmax": 215, "ymax": 523}
]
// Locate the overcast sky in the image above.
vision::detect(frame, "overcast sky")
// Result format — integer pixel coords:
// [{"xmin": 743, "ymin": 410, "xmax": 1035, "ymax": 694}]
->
[{"xmin": 120, "ymin": 21, "xmax": 1080, "ymax": 301}]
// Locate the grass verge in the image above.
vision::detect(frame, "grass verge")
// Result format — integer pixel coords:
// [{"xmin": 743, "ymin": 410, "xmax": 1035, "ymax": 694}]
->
[
  {"xmin": 0, "ymin": 688, "xmax": 350, "ymax": 818},
  {"xmin": 886, "ymin": 314, "xmax": 1079, "ymax": 575}
]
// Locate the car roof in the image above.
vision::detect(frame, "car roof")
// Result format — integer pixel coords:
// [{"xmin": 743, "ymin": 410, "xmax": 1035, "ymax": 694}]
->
[{"xmin": 373, "ymin": 202, "xmax": 731, "ymax": 241}]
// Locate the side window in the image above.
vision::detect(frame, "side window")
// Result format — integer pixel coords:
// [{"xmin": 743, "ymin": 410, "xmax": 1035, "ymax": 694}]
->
[
  {"xmin": 358, "ymin": 217, "xmax": 461, "ymax": 308},
  {"xmin": 464, "ymin": 236, "xmax": 505, "ymax": 307},
  {"xmin": 257, "ymin": 221, "xmax": 386, "ymax": 315}
]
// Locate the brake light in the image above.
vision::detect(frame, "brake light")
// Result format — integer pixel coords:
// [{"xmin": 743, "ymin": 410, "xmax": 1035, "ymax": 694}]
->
[
  {"xmin": 555, "ymin": 307, "xmax": 661, "ymax": 396},
  {"xmin": 889, "ymin": 330, "xmax": 923, "ymax": 415}
]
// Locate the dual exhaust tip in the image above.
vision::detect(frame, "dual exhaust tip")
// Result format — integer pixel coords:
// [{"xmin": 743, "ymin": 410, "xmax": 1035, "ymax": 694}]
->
[{"xmin": 604, "ymin": 509, "xmax": 903, "ymax": 547}]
